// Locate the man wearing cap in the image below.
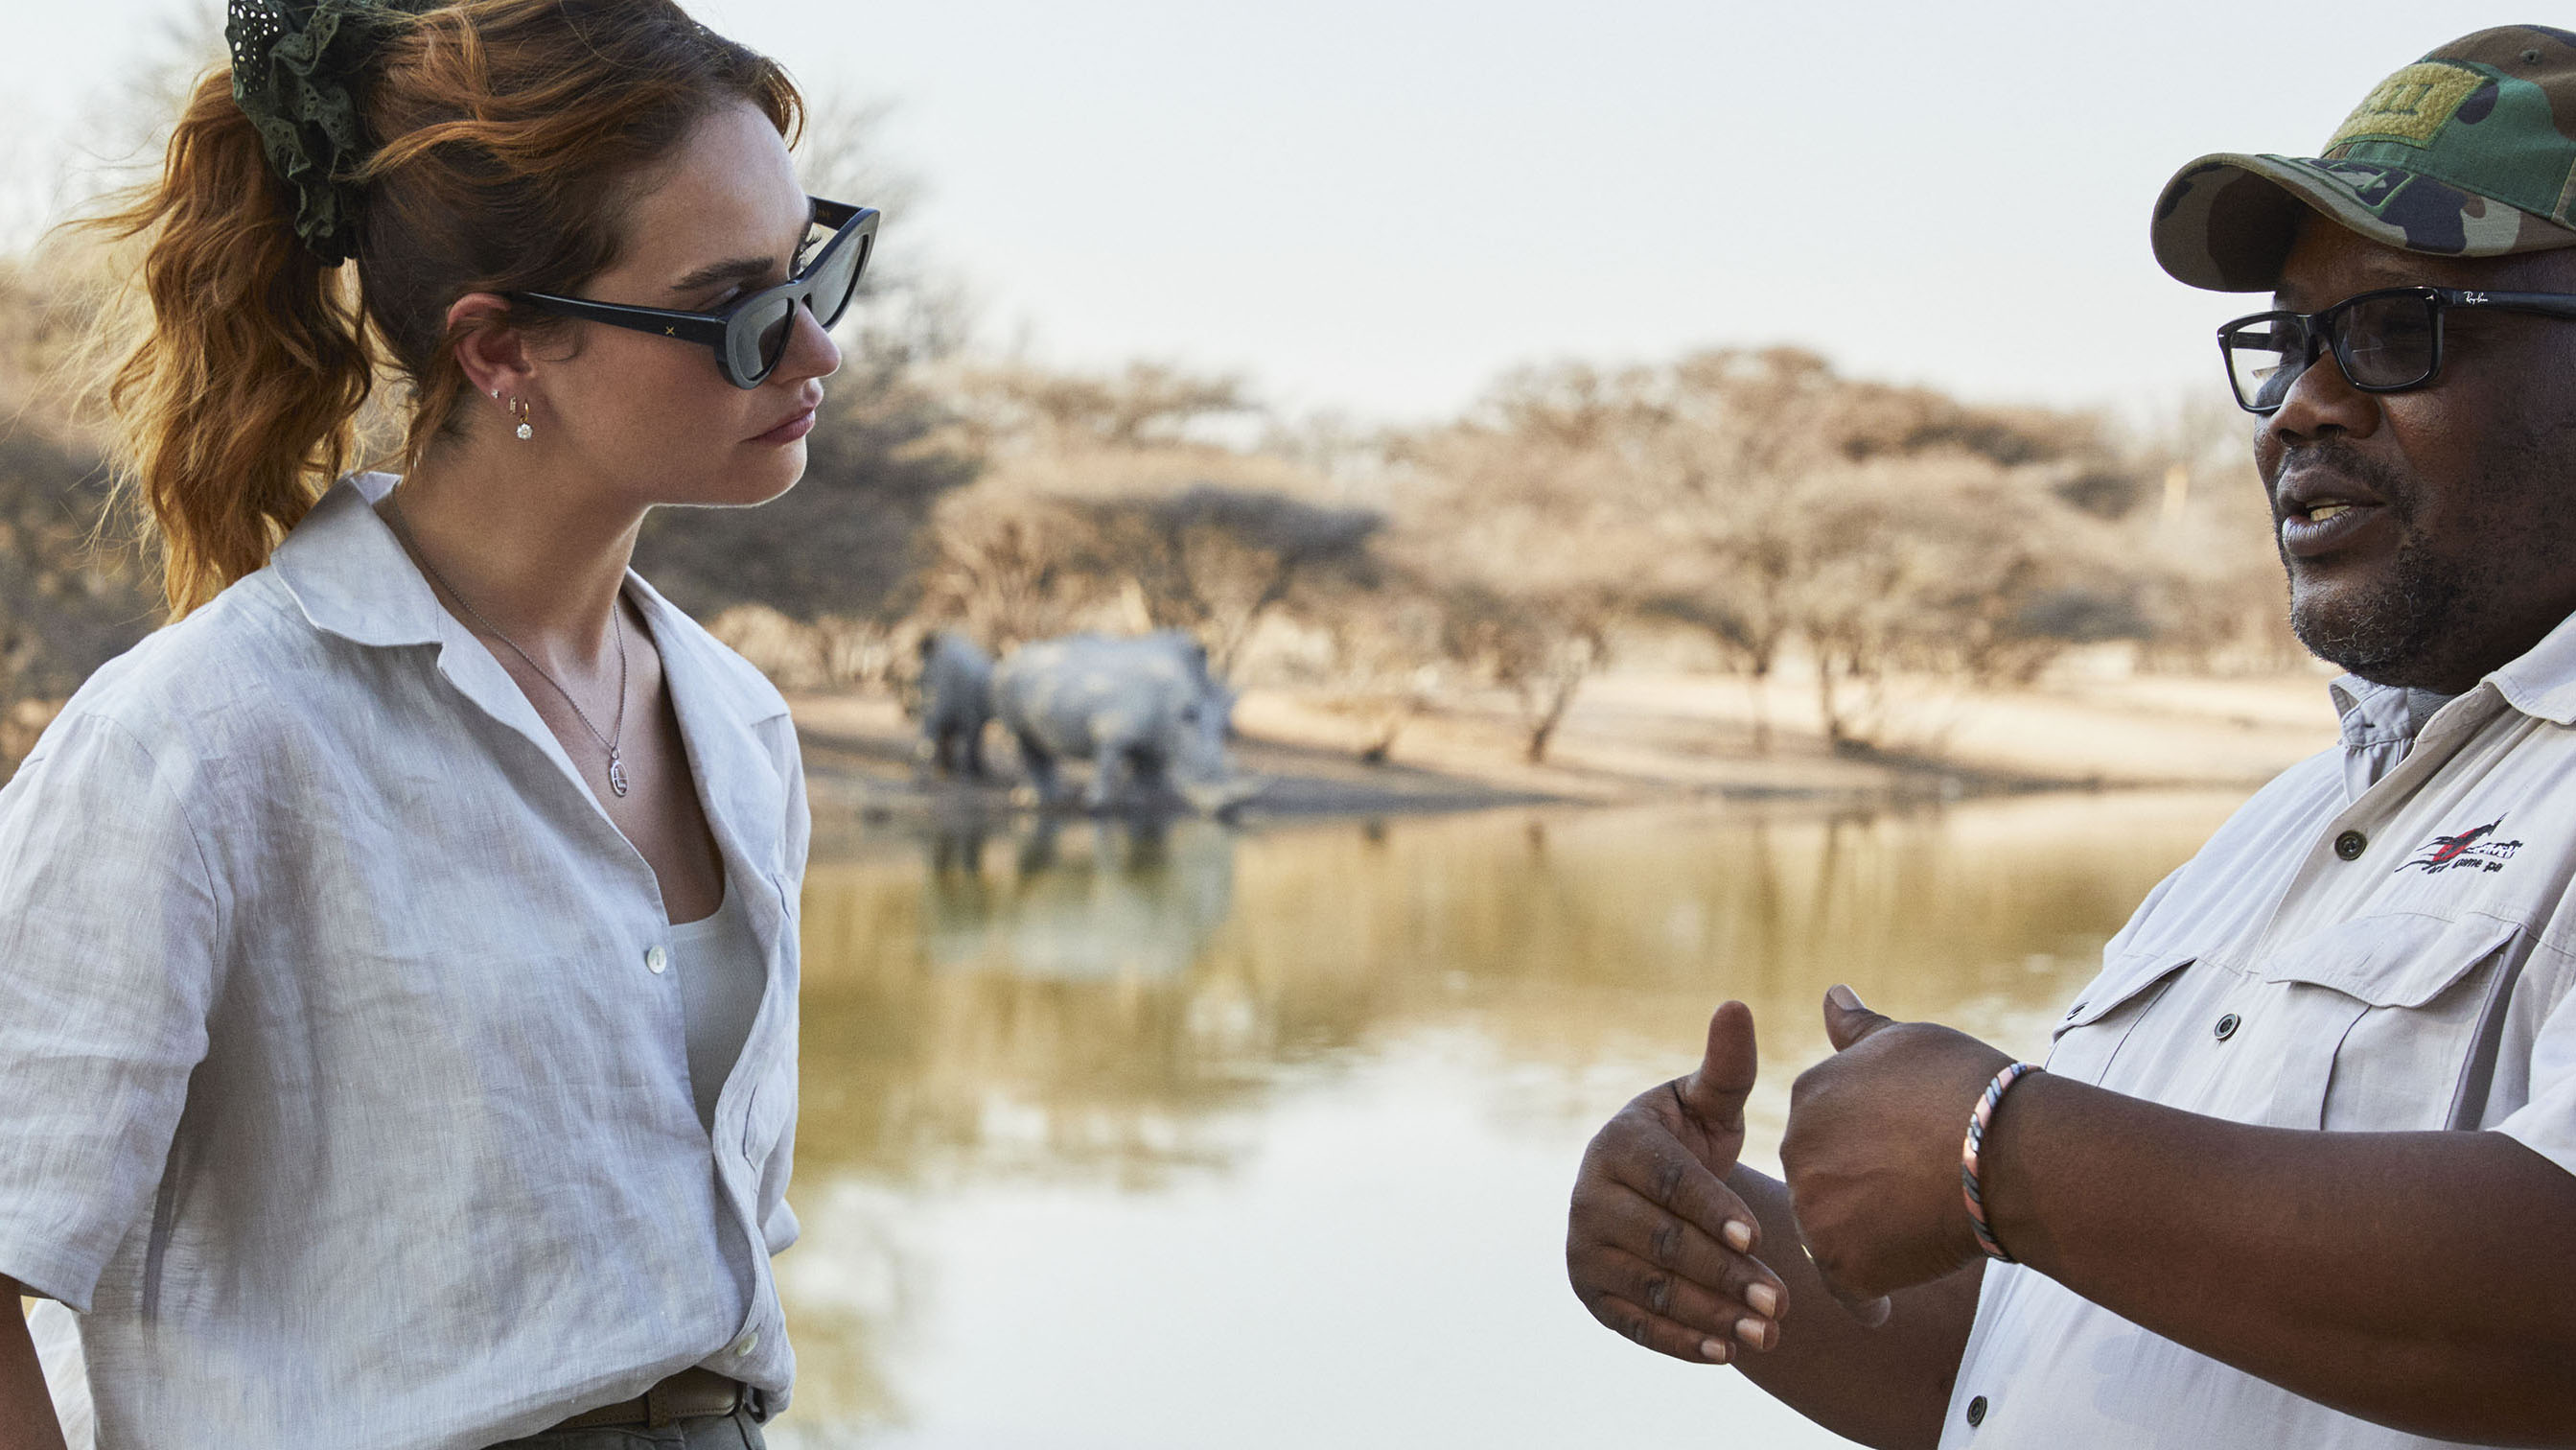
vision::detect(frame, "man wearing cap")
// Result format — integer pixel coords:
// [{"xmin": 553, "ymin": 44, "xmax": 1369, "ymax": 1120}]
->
[{"xmin": 1566, "ymin": 24, "xmax": 2576, "ymax": 1449}]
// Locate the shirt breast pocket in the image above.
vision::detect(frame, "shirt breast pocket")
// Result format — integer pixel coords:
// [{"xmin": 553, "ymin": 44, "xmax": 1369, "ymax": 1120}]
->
[
  {"xmin": 2257, "ymin": 913, "xmax": 2517, "ymax": 1132},
  {"xmin": 2047, "ymin": 949, "xmax": 2193, "ymax": 1087}
]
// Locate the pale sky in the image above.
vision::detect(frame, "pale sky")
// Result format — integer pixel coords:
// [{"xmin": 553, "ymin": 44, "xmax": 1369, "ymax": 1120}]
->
[{"xmin": 6, "ymin": 0, "xmax": 2507, "ymax": 424}]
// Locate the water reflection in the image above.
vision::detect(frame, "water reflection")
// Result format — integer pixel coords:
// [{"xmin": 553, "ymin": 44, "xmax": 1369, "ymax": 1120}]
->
[
  {"xmin": 923, "ymin": 817, "xmax": 1234, "ymax": 982},
  {"xmin": 775, "ymin": 791, "xmax": 2247, "ymax": 1447}
]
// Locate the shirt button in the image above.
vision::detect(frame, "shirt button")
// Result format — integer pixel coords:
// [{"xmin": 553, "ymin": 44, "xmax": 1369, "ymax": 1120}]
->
[
  {"xmin": 2214, "ymin": 1013, "xmax": 2240, "ymax": 1041},
  {"xmin": 2334, "ymin": 830, "xmax": 2368, "ymax": 861},
  {"xmin": 1965, "ymin": 1394, "xmax": 1988, "ymax": 1427},
  {"xmin": 731, "ymin": 1330, "xmax": 759, "ymax": 1357},
  {"xmin": 645, "ymin": 945, "xmax": 669, "ymax": 974}
]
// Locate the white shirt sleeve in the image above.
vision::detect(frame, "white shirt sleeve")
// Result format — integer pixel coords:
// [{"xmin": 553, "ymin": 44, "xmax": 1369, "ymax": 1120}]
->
[{"xmin": 0, "ymin": 712, "xmax": 224, "ymax": 1310}]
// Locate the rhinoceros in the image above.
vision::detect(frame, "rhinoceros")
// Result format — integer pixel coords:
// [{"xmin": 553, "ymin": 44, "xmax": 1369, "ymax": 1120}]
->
[
  {"xmin": 991, "ymin": 631, "xmax": 1257, "ymax": 812},
  {"xmin": 915, "ymin": 630, "xmax": 995, "ymax": 778}
]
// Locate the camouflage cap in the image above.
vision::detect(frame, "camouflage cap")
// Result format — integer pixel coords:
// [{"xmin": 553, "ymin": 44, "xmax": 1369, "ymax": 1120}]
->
[{"xmin": 2151, "ymin": 25, "xmax": 2576, "ymax": 292}]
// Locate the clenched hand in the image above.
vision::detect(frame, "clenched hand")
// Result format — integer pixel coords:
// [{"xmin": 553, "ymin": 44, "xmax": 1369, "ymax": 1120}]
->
[
  {"xmin": 1566, "ymin": 1002, "xmax": 1788, "ymax": 1364},
  {"xmin": 1782, "ymin": 986, "xmax": 2012, "ymax": 1319}
]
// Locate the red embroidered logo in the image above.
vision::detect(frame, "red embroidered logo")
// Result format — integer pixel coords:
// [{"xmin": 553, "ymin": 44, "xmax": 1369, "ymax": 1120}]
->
[{"xmin": 2401, "ymin": 817, "xmax": 2523, "ymax": 875}]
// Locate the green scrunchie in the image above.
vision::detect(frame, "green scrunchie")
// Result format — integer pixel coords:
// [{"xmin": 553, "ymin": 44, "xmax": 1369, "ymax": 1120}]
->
[{"xmin": 223, "ymin": 0, "xmax": 429, "ymax": 266}]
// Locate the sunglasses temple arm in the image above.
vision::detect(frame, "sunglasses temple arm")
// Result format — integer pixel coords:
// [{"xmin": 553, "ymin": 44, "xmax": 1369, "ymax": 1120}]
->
[{"xmin": 518, "ymin": 293, "xmax": 731, "ymax": 345}]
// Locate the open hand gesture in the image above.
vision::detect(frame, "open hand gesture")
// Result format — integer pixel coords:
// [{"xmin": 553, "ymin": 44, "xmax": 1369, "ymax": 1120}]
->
[{"xmin": 1565, "ymin": 1002, "xmax": 1787, "ymax": 1363}]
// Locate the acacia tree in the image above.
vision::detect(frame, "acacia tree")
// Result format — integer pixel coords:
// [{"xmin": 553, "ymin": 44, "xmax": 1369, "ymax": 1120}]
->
[
  {"xmin": 915, "ymin": 486, "xmax": 1100, "ymax": 651},
  {"xmin": 1081, "ymin": 484, "xmax": 1380, "ymax": 674},
  {"xmin": 1385, "ymin": 367, "xmax": 1656, "ymax": 763},
  {"xmin": 1306, "ymin": 575, "xmax": 1448, "ymax": 761},
  {"xmin": 1480, "ymin": 348, "xmax": 2149, "ymax": 752},
  {"xmin": 916, "ymin": 362, "xmax": 1375, "ymax": 671},
  {"xmin": 952, "ymin": 362, "xmax": 1253, "ymax": 456},
  {"xmin": 1436, "ymin": 581, "xmax": 1617, "ymax": 763},
  {"xmin": 1637, "ymin": 351, "xmax": 2041, "ymax": 744}
]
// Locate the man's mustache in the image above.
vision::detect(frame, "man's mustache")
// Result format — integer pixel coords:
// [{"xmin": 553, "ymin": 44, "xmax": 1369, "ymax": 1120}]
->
[{"xmin": 2271, "ymin": 440, "xmax": 2414, "ymax": 515}]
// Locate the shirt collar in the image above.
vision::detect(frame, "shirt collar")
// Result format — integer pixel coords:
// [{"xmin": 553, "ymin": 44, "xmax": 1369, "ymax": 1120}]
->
[
  {"xmin": 2329, "ymin": 673, "xmax": 2415, "ymax": 747},
  {"xmin": 271, "ymin": 472, "xmax": 786, "ymax": 730},
  {"xmin": 622, "ymin": 571, "xmax": 790, "ymax": 728},
  {"xmin": 2326, "ymin": 604, "xmax": 2576, "ymax": 753},
  {"xmin": 271, "ymin": 472, "xmax": 445, "ymax": 648},
  {"xmin": 2484, "ymin": 607, "xmax": 2576, "ymax": 727}
]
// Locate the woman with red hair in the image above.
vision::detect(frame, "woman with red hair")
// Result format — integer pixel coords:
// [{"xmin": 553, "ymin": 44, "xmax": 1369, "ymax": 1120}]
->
[{"xmin": 0, "ymin": 1, "xmax": 872, "ymax": 1442}]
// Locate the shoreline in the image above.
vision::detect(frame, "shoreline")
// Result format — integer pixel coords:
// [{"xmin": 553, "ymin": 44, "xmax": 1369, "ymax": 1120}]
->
[{"xmin": 789, "ymin": 665, "xmax": 2343, "ymax": 825}]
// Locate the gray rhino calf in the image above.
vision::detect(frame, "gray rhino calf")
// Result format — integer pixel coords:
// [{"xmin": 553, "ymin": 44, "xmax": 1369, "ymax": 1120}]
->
[
  {"xmin": 992, "ymin": 631, "xmax": 1251, "ymax": 812},
  {"xmin": 916, "ymin": 630, "xmax": 995, "ymax": 778}
]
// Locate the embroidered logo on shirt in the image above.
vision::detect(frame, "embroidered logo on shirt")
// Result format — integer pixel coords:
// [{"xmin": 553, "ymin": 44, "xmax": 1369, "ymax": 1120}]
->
[{"xmin": 2399, "ymin": 816, "xmax": 2523, "ymax": 875}]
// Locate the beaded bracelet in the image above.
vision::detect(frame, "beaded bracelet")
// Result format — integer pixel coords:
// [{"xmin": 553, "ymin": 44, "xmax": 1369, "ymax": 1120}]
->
[{"xmin": 1961, "ymin": 1061, "xmax": 2043, "ymax": 1263}]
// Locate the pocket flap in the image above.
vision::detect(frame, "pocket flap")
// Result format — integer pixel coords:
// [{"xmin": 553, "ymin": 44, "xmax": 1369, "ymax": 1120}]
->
[
  {"xmin": 2054, "ymin": 949, "xmax": 2196, "ymax": 1039},
  {"xmin": 2260, "ymin": 913, "xmax": 2515, "ymax": 1008}
]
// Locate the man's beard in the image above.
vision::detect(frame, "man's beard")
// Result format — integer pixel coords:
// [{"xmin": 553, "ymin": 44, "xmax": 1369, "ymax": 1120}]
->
[
  {"xmin": 2286, "ymin": 530, "xmax": 2470, "ymax": 685},
  {"xmin": 2277, "ymin": 430, "xmax": 2557, "ymax": 690}
]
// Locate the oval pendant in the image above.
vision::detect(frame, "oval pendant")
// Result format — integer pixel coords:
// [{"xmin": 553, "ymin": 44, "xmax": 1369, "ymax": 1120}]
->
[{"xmin": 608, "ymin": 754, "xmax": 629, "ymax": 798}]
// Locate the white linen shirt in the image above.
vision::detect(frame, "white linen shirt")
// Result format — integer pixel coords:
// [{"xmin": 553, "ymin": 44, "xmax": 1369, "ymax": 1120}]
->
[
  {"xmin": 1942, "ymin": 614, "xmax": 2576, "ymax": 1449},
  {"xmin": 0, "ymin": 473, "xmax": 807, "ymax": 1449}
]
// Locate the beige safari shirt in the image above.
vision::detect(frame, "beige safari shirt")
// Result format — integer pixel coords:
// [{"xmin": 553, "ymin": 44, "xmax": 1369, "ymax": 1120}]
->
[
  {"xmin": 1941, "ymin": 618, "xmax": 2576, "ymax": 1448},
  {"xmin": 0, "ymin": 474, "xmax": 808, "ymax": 1448}
]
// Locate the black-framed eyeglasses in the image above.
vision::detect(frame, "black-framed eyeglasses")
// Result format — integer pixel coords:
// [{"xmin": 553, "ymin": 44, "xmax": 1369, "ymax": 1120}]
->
[
  {"xmin": 2217, "ymin": 286, "xmax": 2576, "ymax": 415},
  {"xmin": 510, "ymin": 197, "xmax": 879, "ymax": 389}
]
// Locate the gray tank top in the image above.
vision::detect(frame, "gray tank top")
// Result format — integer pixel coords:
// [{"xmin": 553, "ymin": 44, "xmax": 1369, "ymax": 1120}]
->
[{"xmin": 669, "ymin": 878, "xmax": 764, "ymax": 1134}]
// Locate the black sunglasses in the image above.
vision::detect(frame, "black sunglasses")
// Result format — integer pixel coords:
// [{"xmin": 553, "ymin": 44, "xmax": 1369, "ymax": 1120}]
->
[
  {"xmin": 2217, "ymin": 285, "xmax": 2576, "ymax": 415},
  {"xmin": 510, "ymin": 198, "xmax": 879, "ymax": 388}
]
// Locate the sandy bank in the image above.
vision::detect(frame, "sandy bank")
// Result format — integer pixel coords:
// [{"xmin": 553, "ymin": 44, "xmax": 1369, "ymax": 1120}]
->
[{"xmin": 788, "ymin": 662, "xmax": 2343, "ymax": 822}]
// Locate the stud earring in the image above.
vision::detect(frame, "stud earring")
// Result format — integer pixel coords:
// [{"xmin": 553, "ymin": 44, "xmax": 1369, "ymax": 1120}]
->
[{"xmin": 510, "ymin": 397, "xmax": 533, "ymax": 441}]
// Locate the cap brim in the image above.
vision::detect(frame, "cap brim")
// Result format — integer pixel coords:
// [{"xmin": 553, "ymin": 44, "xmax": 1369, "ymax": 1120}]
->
[{"xmin": 2150, "ymin": 152, "xmax": 2576, "ymax": 292}]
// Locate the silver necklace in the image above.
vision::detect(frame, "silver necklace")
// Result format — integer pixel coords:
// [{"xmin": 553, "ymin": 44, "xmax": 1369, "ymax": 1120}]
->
[{"xmin": 385, "ymin": 492, "xmax": 632, "ymax": 798}]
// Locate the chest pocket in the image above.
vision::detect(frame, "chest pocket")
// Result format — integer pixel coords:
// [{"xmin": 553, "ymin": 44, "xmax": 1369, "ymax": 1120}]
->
[
  {"xmin": 2256, "ymin": 913, "xmax": 2517, "ymax": 1132},
  {"xmin": 2047, "ymin": 948, "xmax": 2193, "ymax": 1087}
]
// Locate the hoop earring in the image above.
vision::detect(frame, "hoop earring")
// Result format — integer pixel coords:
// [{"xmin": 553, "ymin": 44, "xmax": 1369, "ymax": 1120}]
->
[{"xmin": 510, "ymin": 397, "xmax": 533, "ymax": 441}]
